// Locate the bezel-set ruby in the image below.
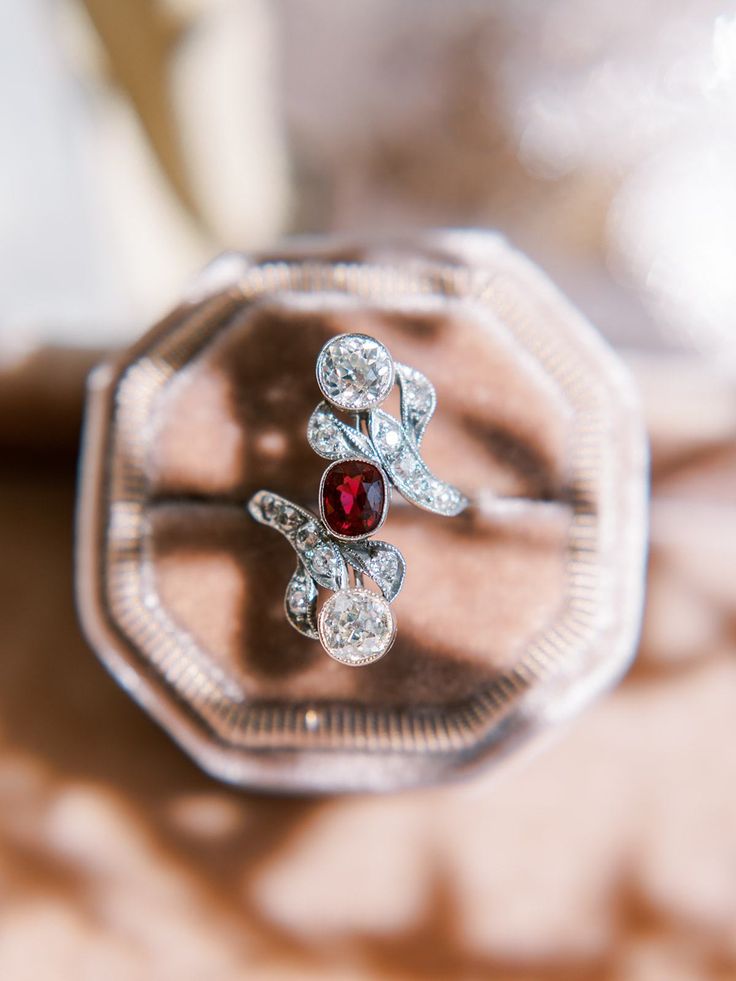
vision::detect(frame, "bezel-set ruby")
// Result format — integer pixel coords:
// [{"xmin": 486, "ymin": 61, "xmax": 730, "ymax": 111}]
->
[{"xmin": 320, "ymin": 458, "xmax": 388, "ymax": 540}]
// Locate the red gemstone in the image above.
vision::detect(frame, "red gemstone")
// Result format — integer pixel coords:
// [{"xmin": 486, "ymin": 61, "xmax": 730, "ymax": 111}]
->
[{"xmin": 321, "ymin": 460, "xmax": 386, "ymax": 537}]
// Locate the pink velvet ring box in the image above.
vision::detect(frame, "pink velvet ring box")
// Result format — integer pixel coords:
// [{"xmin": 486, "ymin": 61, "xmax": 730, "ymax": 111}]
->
[{"xmin": 76, "ymin": 231, "xmax": 648, "ymax": 793}]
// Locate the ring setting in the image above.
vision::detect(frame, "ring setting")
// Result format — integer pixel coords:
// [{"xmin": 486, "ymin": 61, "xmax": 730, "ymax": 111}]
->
[{"xmin": 248, "ymin": 332, "xmax": 468, "ymax": 665}]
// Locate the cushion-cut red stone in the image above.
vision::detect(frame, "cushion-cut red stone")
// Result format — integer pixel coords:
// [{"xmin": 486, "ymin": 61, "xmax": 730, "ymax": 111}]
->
[{"xmin": 322, "ymin": 460, "xmax": 386, "ymax": 537}]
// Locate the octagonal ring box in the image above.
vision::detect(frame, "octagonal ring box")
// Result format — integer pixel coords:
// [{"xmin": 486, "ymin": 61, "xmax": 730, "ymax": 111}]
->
[{"xmin": 76, "ymin": 231, "xmax": 648, "ymax": 794}]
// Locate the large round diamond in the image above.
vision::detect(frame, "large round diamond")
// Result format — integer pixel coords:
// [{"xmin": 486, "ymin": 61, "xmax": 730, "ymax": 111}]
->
[
  {"xmin": 321, "ymin": 459, "xmax": 386, "ymax": 538},
  {"xmin": 318, "ymin": 588, "xmax": 395, "ymax": 665},
  {"xmin": 316, "ymin": 333, "xmax": 394, "ymax": 410}
]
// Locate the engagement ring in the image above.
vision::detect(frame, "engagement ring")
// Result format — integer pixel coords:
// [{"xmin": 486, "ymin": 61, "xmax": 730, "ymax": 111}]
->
[{"xmin": 248, "ymin": 332, "xmax": 468, "ymax": 665}]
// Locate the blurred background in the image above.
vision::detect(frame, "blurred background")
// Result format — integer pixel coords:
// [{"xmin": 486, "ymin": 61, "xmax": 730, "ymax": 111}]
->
[{"xmin": 1, "ymin": 1, "xmax": 735, "ymax": 978}]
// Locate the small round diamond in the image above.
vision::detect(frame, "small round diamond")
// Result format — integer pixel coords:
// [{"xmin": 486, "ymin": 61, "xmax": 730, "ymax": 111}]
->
[
  {"xmin": 316, "ymin": 333, "xmax": 394, "ymax": 411},
  {"xmin": 394, "ymin": 452, "xmax": 419, "ymax": 480},
  {"xmin": 318, "ymin": 588, "xmax": 395, "ymax": 666},
  {"xmin": 384, "ymin": 428, "xmax": 401, "ymax": 449},
  {"xmin": 406, "ymin": 386, "xmax": 432, "ymax": 414},
  {"xmin": 310, "ymin": 546, "xmax": 334, "ymax": 576},
  {"xmin": 308, "ymin": 409, "xmax": 338, "ymax": 453},
  {"xmin": 276, "ymin": 506, "xmax": 299, "ymax": 531},
  {"xmin": 376, "ymin": 419, "xmax": 403, "ymax": 458},
  {"xmin": 288, "ymin": 588, "xmax": 309, "ymax": 613},
  {"xmin": 296, "ymin": 523, "xmax": 320, "ymax": 550},
  {"xmin": 372, "ymin": 551, "xmax": 398, "ymax": 580}
]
